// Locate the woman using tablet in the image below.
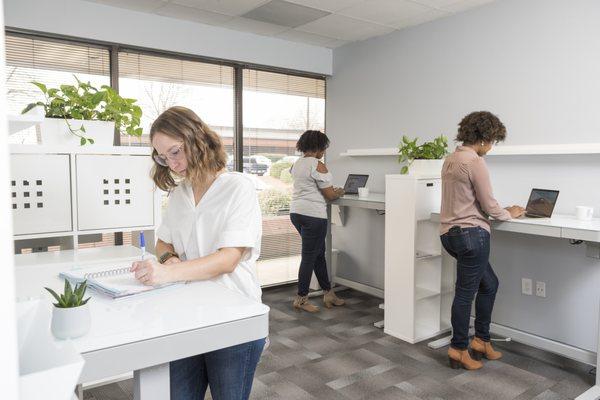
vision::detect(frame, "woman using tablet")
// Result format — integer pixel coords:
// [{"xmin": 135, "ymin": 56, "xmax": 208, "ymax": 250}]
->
[
  {"xmin": 289, "ymin": 130, "xmax": 345, "ymax": 312},
  {"xmin": 440, "ymin": 111, "xmax": 524, "ymax": 370},
  {"xmin": 130, "ymin": 106, "xmax": 264, "ymax": 400}
]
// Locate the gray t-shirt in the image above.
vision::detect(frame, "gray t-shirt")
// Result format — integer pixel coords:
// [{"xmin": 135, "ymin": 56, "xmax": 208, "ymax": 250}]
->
[{"xmin": 289, "ymin": 157, "xmax": 332, "ymax": 219}]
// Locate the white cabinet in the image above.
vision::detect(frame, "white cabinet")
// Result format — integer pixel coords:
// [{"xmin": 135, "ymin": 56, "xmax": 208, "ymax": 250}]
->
[
  {"xmin": 9, "ymin": 145, "xmax": 160, "ymax": 246},
  {"xmin": 10, "ymin": 154, "xmax": 72, "ymax": 235},
  {"xmin": 384, "ymin": 174, "xmax": 454, "ymax": 343},
  {"xmin": 76, "ymin": 154, "xmax": 155, "ymax": 231}
]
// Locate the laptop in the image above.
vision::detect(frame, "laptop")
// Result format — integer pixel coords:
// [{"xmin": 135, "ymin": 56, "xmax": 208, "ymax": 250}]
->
[
  {"xmin": 523, "ymin": 188, "xmax": 560, "ymax": 218},
  {"xmin": 343, "ymin": 174, "xmax": 369, "ymax": 195}
]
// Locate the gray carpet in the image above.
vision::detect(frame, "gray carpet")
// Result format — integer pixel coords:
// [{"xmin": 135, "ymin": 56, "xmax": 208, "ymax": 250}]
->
[{"xmin": 84, "ymin": 285, "xmax": 595, "ymax": 400}]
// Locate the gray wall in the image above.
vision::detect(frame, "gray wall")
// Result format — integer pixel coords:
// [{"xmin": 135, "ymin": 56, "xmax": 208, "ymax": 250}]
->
[
  {"xmin": 3, "ymin": 0, "xmax": 332, "ymax": 75},
  {"xmin": 327, "ymin": 0, "xmax": 600, "ymax": 351}
]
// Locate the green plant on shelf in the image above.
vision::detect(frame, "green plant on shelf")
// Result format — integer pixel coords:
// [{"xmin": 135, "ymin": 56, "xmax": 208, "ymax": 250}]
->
[
  {"xmin": 45, "ymin": 280, "xmax": 90, "ymax": 308},
  {"xmin": 22, "ymin": 76, "xmax": 143, "ymax": 145},
  {"xmin": 398, "ymin": 134, "xmax": 449, "ymax": 174}
]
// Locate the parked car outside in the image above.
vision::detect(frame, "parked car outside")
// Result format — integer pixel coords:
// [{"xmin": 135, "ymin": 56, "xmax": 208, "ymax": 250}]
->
[{"xmin": 243, "ymin": 156, "xmax": 268, "ymax": 176}]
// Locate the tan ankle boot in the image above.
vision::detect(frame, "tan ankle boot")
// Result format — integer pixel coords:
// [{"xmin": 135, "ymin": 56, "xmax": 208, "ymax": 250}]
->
[
  {"xmin": 448, "ymin": 347, "xmax": 483, "ymax": 370},
  {"xmin": 323, "ymin": 290, "xmax": 345, "ymax": 308},
  {"xmin": 293, "ymin": 295, "xmax": 320, "ymax": 313},
  {"xmin": 471, "ymin": 337, "xmax": 502, "ymax": 360}
]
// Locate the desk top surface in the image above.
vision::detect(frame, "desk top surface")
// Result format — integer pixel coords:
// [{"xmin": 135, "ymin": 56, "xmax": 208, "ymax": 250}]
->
[
  {"xmin": 16, "ymin": 246, "xmax": 269, "ymax": 353},
  {"xmin": 497, "ymin": 214, "xmax": 600, "ymax": 231},
  {"xmin": 334, "ymin": 193, "xmax": 385, "ymax": 204}
]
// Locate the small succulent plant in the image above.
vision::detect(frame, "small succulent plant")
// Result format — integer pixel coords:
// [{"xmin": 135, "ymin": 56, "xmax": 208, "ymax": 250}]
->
[{"xmin": 45, "ymin": 280, "xmax": 91, "ymax": 308}]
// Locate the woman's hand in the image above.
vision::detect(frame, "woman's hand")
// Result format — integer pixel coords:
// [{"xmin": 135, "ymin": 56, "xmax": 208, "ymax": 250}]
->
[
  {"xmin": 505, "ymin": 205, "xmax": 525, "ymax": 218},
  {"xmin": 131, "ymin": 259, "xmax": 174, "ymax": 286}
]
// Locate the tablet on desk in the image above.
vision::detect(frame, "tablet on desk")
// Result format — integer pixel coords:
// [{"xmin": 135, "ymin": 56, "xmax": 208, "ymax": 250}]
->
[{"xmin": 343, "ymin": 174, "xmax": 369, "ymax": 195}]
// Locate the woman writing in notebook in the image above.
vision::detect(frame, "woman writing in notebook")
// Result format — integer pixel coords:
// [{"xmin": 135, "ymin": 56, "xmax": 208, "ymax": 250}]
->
[
  {"xmin": 440, "ymin": 111, "xmax": 525, "ymax": 371},
  {"xmin": 130, "ymin": 106, "xmax": 264, "ymax": 400}
]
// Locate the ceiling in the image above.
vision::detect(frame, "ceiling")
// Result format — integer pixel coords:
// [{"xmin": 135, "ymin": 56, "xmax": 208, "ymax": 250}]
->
[{"xmin": 83, "ymin": 0, "xmax": 496, "ymax": 48}]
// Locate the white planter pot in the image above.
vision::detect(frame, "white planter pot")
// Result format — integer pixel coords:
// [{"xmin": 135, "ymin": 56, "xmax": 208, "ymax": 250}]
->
[
  {"xmin": 38, "ymin": 118, "xmax": 115, "ymax": 146},
  {"xmin": 51, "ymin": 303, "xmax": 91, "ymax": 340},
  {"xmin": 408, "ymin": 159, "xmax": 445, "ymax": 176}
]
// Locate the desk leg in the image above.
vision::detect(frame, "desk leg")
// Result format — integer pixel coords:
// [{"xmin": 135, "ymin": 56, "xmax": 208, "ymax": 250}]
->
[{"xmin": 134, "ymin": 363, "xmax": 170, "ymax": 400}]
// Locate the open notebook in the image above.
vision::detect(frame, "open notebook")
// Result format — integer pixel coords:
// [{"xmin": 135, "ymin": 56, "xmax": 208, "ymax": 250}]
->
[{"xmin": 60, "ymin": 262, "xmax": 178, "ymax": 299}]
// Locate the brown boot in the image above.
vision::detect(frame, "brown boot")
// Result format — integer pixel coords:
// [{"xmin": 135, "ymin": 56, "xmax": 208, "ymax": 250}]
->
[
  {"xmin": 470, "ymin": 337, "xmax": 502, "ymax": 360},
  {"xmin": 293, "ymin": 295, "xmax": 320, "ymax": 313},
  {"xmin": 448, "ymin": 347, "xmax": 483, "ymax": 370},
  {"xmin": 323, "ymin": 290, "xmax": 345, "ymax": 308}
]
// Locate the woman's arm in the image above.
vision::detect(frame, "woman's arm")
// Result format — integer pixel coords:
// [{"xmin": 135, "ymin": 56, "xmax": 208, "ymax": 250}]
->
[
  {"xmin": 131, "ymin": 247, "xmax": 246, "ymax": 286},
  {"xmin": 316, "ymin": 161, "xmax": 344, "ymax": 201},
  {"xmin": 469, "ymin": 158, "xmax": 520, "ymax": 219}
]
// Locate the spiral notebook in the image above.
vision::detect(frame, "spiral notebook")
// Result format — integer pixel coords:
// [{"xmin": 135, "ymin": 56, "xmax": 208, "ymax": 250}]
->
[{"xmin": 60, "ymin": 262, "xmax": 177, "ymax": 299}]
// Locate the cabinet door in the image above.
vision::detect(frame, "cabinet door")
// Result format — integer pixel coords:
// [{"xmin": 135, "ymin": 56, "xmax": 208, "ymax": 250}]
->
[
  {"xmin": 10, "ymin": 154, "xmax": 72, "ymax": 235},
  {"xmin": 76, "ymin": 154, "xmax": 154, "ymax": 231},
  {"xmin": 416, "ymin": 178, "xmax": 441, "ymax": 221}
]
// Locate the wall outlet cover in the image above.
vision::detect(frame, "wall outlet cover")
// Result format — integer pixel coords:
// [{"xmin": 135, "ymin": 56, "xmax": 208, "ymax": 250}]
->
[{"xmin": 521, "ymin": 278, "xmax": 533, "ymax": 295}]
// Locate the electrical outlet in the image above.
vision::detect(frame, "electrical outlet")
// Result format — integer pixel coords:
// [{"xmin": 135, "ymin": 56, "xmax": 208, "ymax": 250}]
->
[
  {"xmin": 536, "ymin": 281, "xmax": 546, "ymax": 298},
  {"xmin": 521, "ymin": 278, "xmax": 533, "ymax": 295}
]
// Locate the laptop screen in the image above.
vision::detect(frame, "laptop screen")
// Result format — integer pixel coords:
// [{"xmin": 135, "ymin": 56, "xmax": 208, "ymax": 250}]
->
[
  {"xmin": 526, "ymin": 189, "xmax": 559, "ymax": 217},
  {"xmin": 343, "ymin": 174, "xmax": 369, "ymax": 194}
]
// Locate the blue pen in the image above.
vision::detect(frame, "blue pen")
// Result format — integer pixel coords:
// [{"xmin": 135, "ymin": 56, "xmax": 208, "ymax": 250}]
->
[{"xmin": 140, "ymin": 231, "xmax": 146, "ymax": 260}]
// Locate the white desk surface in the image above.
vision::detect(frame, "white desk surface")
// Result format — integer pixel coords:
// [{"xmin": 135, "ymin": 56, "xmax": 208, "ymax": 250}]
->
[
  {"xmin": 333, "ymin": 193, "xmax": 386, "ymax": 210},
  {"xmin": 15, "ymin": 246, "xmax": 270, "ymax": 383},
  {"xmin": 431, "ymin": 213, "xmax": 600, "ymax": 242}
]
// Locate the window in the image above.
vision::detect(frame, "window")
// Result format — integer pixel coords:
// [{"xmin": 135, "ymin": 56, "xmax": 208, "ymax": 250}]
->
[
  {"xmin": 118, "ymin": 51, "xmax": 234, "ymax": 148},
  {"xmin": 5, "ymin": 34, "xmax": 110, "ymax": 144},
  {"xmin": 242, "ymin": 69, "xmax": 326, "ymax": 286}
]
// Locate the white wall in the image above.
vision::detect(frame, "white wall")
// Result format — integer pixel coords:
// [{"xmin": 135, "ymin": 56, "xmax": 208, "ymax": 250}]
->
[
  {"xmin": 3, "ymin": 0, "xmax": 332, "ymax": 75},
  {"xmin": 1, "ymin": 0, "xmax": 20, "ymax": 396},
  {"xmin": 327, "ymin": 0, "xmax": 600, "ymax": 352}
]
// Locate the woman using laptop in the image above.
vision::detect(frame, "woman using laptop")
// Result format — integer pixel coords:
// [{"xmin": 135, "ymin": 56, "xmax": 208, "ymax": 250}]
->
[
  {"xmin": 130, "ymin": 106, "xmax": 264, "ymax": 400},
  {"xmin": 440, "ymin": 111, "xmax": 525, "ymax": 370},
  {"xmin": 289, "ymin": 130, "xmax": 345, "ymax": 312}
]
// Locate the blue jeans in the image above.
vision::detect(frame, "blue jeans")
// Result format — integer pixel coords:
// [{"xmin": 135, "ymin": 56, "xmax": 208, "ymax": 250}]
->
[
  {"xmin": 290, "ymin": 213, "xmax": 331, "ymax": 296},
  {"xmin": 441, "ymin": 226, "xmax": 499, "ymax": 350},
  {"xmin": 170, "ymin": 338, "xmax": 265, "ymax": 400}
]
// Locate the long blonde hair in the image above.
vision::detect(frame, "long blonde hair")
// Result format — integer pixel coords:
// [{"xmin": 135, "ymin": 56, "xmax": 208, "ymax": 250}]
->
[{"xmin": 150, "ymin": 106, "xmax": 227, "ymax": 191}]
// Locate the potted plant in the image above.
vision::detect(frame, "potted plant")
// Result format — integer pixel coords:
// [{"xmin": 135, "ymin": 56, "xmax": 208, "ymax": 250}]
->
[
  {"xmin": 398, "ymin": 135, "xmax": 449, "ymax": 175},
  {"xmin": 22, "ymin": 77, "xmax": 143, "ymax": 146},
  {"xmin": 45, "ymin": 280, "xmax": 91, "ymax": 339}
]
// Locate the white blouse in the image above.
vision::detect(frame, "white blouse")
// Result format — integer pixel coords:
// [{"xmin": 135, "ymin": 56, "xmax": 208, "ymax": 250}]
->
[{"xmin": 156, "ymin": 172, "xmax": 263, "ymax": 301}]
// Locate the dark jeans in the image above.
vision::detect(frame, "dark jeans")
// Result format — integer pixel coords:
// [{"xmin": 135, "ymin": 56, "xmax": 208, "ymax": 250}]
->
[
  {"xmin": 290, "ymin": 213, "xmax": 331, "ymax": 296},
  {"xmin": 170, "ymin": 338, "xmax": 265, "ymax": 400},
  {"xmin": 440, "ymin": 226, "xmax": 499, "ymax": 350}
]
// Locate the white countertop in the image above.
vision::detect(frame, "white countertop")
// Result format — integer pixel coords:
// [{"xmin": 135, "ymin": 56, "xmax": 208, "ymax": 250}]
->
[
  {"xmin": 333, "ymin": 193, "xmax": 386, "ymax": 209},
  {"xmin": 431, "ymin": 213, "xmax": 600, "ymax": 242}
]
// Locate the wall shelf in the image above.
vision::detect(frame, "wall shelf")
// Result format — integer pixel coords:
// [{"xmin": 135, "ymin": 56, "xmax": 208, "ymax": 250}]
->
[{"xmin": 340, "ymin": 143, "xmax": 600, "ymax": 157}]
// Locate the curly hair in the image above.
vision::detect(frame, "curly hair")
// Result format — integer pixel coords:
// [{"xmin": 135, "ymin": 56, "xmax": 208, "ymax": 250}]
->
[
  {"xmin": 456, "ymin": 111, "xmax": 507, "ymax": 145},
  {"xmin": 296, "ymin": 130, "xmax": 330, "ymax": 153},
  {"xmin": 150, "ymin": 106, "xmax": 227, "ymax": 191}
]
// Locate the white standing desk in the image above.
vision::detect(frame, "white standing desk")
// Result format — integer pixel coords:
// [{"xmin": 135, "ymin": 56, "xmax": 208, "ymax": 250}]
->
[
  {"xmin": 15, "ymin": 246, "xmax": 270, "ymax": 400},
  {"xmin": 430, "ymin": 213, "xmax": 600, "ymax": 399},
  {"xmin": 326, "ymin": 193, "xmax": 386, "ymax": 298}
]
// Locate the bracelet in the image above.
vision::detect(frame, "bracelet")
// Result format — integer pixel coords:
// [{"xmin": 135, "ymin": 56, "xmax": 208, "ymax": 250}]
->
[{"xmin": 159, "ymin": 251, "xmax": 178, "ymax": 264}]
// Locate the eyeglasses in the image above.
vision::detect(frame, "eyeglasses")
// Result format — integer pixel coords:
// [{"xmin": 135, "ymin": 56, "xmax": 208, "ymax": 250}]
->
[{"xmin": 153, "ymin": 143, "xmax": 185, "ymax": 167}]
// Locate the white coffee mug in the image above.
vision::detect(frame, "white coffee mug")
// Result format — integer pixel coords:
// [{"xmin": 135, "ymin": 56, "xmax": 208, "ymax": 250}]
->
[
  {"xmin": 358, "ymin": 187, "xmax": 369, "ymax": 198},
  {"xmin": 575, "ymin": 206, "xmax": 594, "ymax": 221}
]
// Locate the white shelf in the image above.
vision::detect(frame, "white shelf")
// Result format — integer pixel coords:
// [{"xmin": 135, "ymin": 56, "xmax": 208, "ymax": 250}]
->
[
  {"xmin": 8, "ymin": 109, "xmax": 45, "ymax": 135},
  {"xmin": 340, "ymin": 143, "xmax": 600, "ymax": 157},
  {"xmin": 488, "ymin": 143, "xmax": 600, "ymax": 156},
  {"xmin": 10, "ymin": 144, "xmax": 151, "ymax": 156},
  {"xmin": 340, "ymin": 148, "xmax": 397, "ymax": 157}
]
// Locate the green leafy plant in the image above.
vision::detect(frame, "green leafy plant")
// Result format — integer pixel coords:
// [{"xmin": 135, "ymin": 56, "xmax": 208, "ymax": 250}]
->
[
  {"xmin": 22, "ymin": 77, "xmax": 143, "ymax": 145},
  {"xmin": 398, "ymin": 135, "xmax": 449, "ymax": 174},
  {"xmin": 45, "ymin": 280, "xmax": 90, "ymax": 308},
  {"xmin": 270, "ymin": 162, "xmax": 293, "ymax": 180},
  {"xmin": 259, "ymin": 189, "xmax": 292, "ymax": 216}
]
